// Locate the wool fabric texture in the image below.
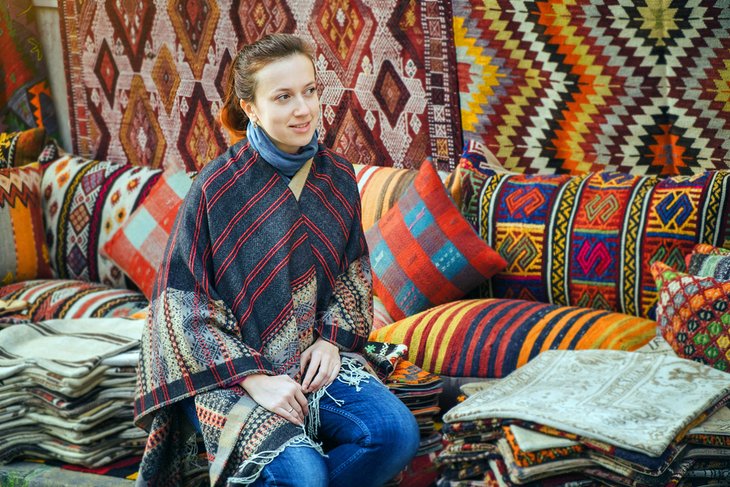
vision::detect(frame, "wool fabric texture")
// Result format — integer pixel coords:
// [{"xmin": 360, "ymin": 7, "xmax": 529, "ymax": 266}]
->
[
  {"xmin": 246, "ymin": 121, "xmax": 318, "ymax": 178},
  {"xmin": 134, "ymin": 140, "xmax": 373, "ymax": 485}
]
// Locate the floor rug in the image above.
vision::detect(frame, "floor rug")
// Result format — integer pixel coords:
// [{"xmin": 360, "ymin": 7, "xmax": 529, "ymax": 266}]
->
[
  {"xmin": 58, "ymin": 0, "xmax": 462, "ymax": 171},
  {"xmin": 453, "ymin": 0, "xmax": 730, "ymax": 175}
]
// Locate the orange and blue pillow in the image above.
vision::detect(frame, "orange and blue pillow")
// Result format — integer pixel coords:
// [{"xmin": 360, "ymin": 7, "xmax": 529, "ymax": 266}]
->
[
  {"xmin": 103, "ymin": 168, "xmax": 193, "ymax": 299},
  {"xmin": 365, "ymin": 160, "xmax": 507, "ymax": 321}
]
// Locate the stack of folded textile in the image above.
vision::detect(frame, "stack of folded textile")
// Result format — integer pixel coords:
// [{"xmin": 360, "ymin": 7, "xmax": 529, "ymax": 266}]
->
[
  {"xmin": 364, "ymin": 342, "xmax": 444, "ymax": 487},
  {"xmin": 435, "ymin": 349, "xmax": 730, "ymax": 486},
  {"xmin": 0, "ymin": 318, "xmax": 146, "ymax": 468}
]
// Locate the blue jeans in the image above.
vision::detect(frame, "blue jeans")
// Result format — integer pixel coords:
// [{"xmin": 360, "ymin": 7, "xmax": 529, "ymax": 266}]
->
[{"xmin": 248, "ymin": 376, "xmax": 419, "ymax": 487}]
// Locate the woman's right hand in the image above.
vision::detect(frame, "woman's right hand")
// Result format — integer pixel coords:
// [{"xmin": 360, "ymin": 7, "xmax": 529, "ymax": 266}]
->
[{"xmin": 240, "ymin": 374, "xmax": 309, "ymax": 425}]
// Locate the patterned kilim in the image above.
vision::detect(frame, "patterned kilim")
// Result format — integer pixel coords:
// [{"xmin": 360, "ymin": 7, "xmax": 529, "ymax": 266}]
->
[
  {"xmin": 0, "ymin": 1, "xmax": 58, "ymax": 137},
  {"xmin": 58, "ymin": 0, "xmax": 462, "ymax": 171},
  {"xmin": 459, "ymin": 164, "xmax": 730, "ymax": 319},
  {"xmin": 452, "ymin": 0, "xmax": 730, "ymax": 175}
]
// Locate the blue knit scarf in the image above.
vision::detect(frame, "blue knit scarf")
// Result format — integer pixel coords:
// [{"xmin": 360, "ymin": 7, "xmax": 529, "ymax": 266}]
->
[{"xmin": 247, "ymin": 122, "xmax": 318, "ymax": 178}]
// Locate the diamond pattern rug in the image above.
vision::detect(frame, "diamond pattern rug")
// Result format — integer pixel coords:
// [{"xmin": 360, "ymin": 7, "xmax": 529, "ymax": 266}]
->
[
  {"xmin": 58, "ymin": 0, "xmax": 462, "ymax": 171},
  {"xmin": 453, "ymin": 0, "xmax": 730, "ymax": 175}
]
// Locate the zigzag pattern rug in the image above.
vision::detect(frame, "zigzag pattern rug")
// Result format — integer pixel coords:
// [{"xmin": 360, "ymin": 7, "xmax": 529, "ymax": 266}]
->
[
  {"xmin": 58, "ymin": 0, "xmax": 462, "ymax": 171},
  {"xmin": 453, "ymin": 0, "xmax": 730, "ymax": 175}
]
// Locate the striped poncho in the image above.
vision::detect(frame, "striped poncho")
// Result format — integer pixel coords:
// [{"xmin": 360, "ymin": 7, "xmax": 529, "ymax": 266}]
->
[{"xmin": 133, "ymin": 141, "xmax": 373, "ymax": 485}]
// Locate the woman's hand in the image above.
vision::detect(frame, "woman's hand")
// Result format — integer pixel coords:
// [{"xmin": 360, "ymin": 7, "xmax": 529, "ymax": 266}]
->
[
  {"xmin": 240, "ymin": 374, "xmax": 308, "ymax": 425},
  {"xmin": 300, "ymin": 337, "xmax": 340, "ymax": 393}
]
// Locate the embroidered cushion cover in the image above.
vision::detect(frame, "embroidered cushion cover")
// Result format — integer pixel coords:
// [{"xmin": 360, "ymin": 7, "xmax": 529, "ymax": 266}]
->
[
  {"xmin": 652, "ymin": 261, "xmax": 730, "ymax": 372},
  {"xmin": 103, "ymin": 167, "xmax": 193, "ymax": 299},
  {"xmin": 0, "ymin": 164, "xmax": 53, "ymax": 284},
  {"xmin": 686, "ymin": 244, "xmax": 730, "ymax": 281},
  {"xmin": 365, "ymin": 160, "xmax": 507, "ymax": 321},
  {"xmin": 0, "ymin": 279, "xmax": 147, "ymax": 321},
  {"xmin": 458, "ymin": 164, "xmax": 730, "ymax": 319},
  {"xmin": 42, "ymin": 155, "xmax": 162, "ymax": 289},
  {"xmin": 369, "ymin": 298, "xmax": 655, "ymax": 378}
]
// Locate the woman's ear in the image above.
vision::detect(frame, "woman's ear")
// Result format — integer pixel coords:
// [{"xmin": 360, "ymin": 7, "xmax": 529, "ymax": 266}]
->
[{"xmin": 240, "ymin": 100, "xmax": 258, "ymax": 125}]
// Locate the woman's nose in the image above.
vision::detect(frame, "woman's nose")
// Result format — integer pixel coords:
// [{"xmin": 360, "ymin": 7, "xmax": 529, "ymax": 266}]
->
[{"xmin": 293, "ymin": 96, "xmax": 311, "ymax": 115}]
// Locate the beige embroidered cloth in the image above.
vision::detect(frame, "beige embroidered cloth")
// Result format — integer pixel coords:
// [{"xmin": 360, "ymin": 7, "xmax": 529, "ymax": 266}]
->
[{"xmin": 444, "ymin": 350, "xmax": 730, "ymax": 456}]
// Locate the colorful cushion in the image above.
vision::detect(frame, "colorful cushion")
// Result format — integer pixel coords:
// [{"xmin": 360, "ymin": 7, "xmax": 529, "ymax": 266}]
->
[
  {"xmin": 0, "ymin": 128, "xmax": 47, "ymax": 168},
  {"xmin": 686, "ymin": 244, "xmax": 730, "ymax": 281},
  {"xmin": 102, "ymin": 168, "xmax": 193, "ymax": 298},
  {"xmin": 0, "ymin": 164, "xmax": 53, "ymax": 284},
  {"xmin": 42, "ymin": 155, "xmax": 162, "ymax": 288},
  {"xmin": 459, "ymin": 165, "xmax": 730, "ymax": 319},
  {"xmin": 0, "ymin": 278, "xmax": 148, "ymax": 321},
  {"xmin": 353, "ymin": 163, "xmax": 451, "ymax": 231},
  {"xmin": 369, "ymin": 298, "xmax": 656, "ymax": 379},
  {"xmin": 365, "ymin": 161, "xmax": 507, "ymax": 321},
  {"xmin": 372, "ymin": 295, "xmax": 394, "ymax": 331},
  {"xmin": 652, "ymin": 261, "xmax": 730, "ymax": 372}
]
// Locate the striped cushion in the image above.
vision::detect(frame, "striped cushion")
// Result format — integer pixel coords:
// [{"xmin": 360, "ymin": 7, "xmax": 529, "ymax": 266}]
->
[
  {"xmin": 365, "ymin": 160, "xmax": 507, "ymax": 321},
  {"xmin": 369, "ymin": 299, "xmax": 656, "ymax": 379},
  {"xmin": 0, "ymin": 164, "xmax": 52, "ymax": 284},
  {"xmin": 0, "ymin": 279, "xmax": 148, "ymax": 321},
  {"xmin": 103, "ymin": 168, "xmax": 193, "ymax": 298},
  {"xmin": 459, "ymin": 164, "xmax": 730, "ymax": 319},
  {"xmin": 42, "ymin": 155, "xmax": 162, "ymax": 288}
]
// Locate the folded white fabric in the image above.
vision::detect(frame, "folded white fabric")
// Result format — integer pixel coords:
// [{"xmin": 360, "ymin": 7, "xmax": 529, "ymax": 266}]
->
[{"xmin": 444, "ymin": 350, "xmax": 730, "ymax": 457}]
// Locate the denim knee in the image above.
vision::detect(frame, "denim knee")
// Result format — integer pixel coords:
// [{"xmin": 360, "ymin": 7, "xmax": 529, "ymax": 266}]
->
[
  {"xmin": 250, "ymin": 444, "xmax": 327, "ymax": 487},
  {"xmin": 369, "ymin": 403, "xmax": 420, "ymax": 471}
]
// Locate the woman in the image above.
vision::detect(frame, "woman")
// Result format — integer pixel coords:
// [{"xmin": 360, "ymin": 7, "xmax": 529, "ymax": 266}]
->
[{"xmin": 133, "ymin": 34, "xmax": 420, "ymax": 486}]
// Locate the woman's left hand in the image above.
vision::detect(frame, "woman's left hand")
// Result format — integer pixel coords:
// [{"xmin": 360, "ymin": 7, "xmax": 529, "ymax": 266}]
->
[{"xmin": 300, "ymin": 337, "xmax": 340, "ymax": 393}]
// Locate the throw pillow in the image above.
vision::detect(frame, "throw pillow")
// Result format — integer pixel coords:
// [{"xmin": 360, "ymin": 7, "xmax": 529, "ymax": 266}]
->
[
  {"xmin": 102, "ymin": 168, "xmax": 193, "ymax": 298},
  {"xmin": 652, "ymin": 261, "xmax": 730, "ymax": 372},
  {"xmin": 459, "ymin": 164, "xmax": 730, "ymax": 319},
  {"xmin": 42, "ymin": 155, "xmax": 162, "ymax": 289},
  {"xmin": 369, "ymin": 298, "xmax": 655, "ymax": 379},
  {"xmin": 0, "ymin": 164, "xmax": 53, "ymax": 284},
  {"xmin": 0, "ymin": 128, "xmax": 47, "ymax": 168},
  {"xmin": 365, "ymin": 160, "xmax": 507, "ymax": 321},
  {"xmin": 686, "ymin": 244, "xmax": 730, "ymax": 281}
]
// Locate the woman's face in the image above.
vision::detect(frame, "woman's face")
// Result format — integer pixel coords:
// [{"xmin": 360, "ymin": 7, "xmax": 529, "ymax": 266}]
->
[{"xmin": 243, "ymin": 53, "xmax": 319, "ymax": 154}]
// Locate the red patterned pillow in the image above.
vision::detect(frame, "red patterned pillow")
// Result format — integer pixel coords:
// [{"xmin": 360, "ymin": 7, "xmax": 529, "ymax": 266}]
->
[
  {"xmin": 652, "ymin": 261, "xmax": 730, "ymax": 372},
  {"xmin": 365, "ymin": 160, "xmax": 507, "ymax": 321},
  {"xmin": 0, "ymin": 164, "xmax": 52, "ymax": 284},
  {"xmin": 103, "ymin": 168, "xmax": 193, "ymax": 299}
]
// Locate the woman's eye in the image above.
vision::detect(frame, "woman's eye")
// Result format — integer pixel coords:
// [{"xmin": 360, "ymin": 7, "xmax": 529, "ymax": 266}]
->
[
  {"xmin": 277, "ymin": 94, "xmax": 290, "ymax": 101},
  {"xmin": 307, "ymin": 87, "xmax": 317, "ymax": 95}
]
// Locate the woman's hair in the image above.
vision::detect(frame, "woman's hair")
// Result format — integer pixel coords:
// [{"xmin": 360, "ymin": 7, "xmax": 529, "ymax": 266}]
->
[{"xmin": 219, "ymin": 34, "xmax": 316, "ymax": 144}]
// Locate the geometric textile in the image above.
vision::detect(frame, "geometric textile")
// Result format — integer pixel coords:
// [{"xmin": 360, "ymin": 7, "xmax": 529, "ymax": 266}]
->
[
  {"xmin": 369, "ymin": 298, "xmax": 655, "ymax": 379},
  {"xmin": 458, "ymin": 164, "xmax": 730, "ymax": 319},
  {"xmin": 0, "ymin": 279, "xmax": 147, "ymax": 321},
  {"xmin": 103, "ymin": 168, "xmax": 193, "ymax": 299},
  {"xmin": 58, "ymin": 0, "xmax": 462, "ymax": 171},
  {"xmin": 452, "ymin": 0, "xmax": 730, "ymax": 175},
  {"xmin": 443, "ymin": 349, "xmax": 730, "ymax": 457},
  {"xmin": 0, "ymin": 128, "xmax": 48, "ymax": 168},
  {"xmin": 365, "ymin": 160, "xmax": 507, "ymax": 321},
  {"xmin": 652, "ymin": 261, "xmax": 730, "ymax": 372},
  {"xmin": 0, "ymin": 164, "xmax": 52, "ymax": 285},
  {"xmin": 41, "ymin": 155, "xmax": 162, "ymax": 289},
  {"xmin": 0, "ymin": 1, "xmax": 58, "ymax": 137}
]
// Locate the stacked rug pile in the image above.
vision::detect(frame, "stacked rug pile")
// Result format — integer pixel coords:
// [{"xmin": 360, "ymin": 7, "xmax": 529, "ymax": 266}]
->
[
  {"xmin": 0, "ymin": 318, "xmax": 146, "ymax": 468},
  {"xmin": 435, "ymin": 348, "xmax": 730, "ymax": 486}
]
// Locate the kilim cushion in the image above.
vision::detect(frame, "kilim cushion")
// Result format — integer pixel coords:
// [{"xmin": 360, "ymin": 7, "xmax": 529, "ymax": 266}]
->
[
  {"xmin": 42, "ymin": 155, "xmax": 162, "ymax": 289},
  {"xmin": 0, "ymin": 164, "xmax": 52, "ymax": 284},
  {"xmin": 0, "ymin": 279, "xmax": 147, "ymax": 321},
  {"xmin": 102, "ymin": 167, "xmax": 193, "ymax": 299},
  {"xmin": 369, "ymin": 299, "xmax": 655, "ymax": 379},
  {"xmin": 0, "ymin": 128, "xmax": 47, "ymax": 168},
  {"xmin": 652, "ymin": 261, "xmax": 730, "ymax": 372},
  {"xmin": 458, "ymin": 164, "xmax": 730, "ymax": 319},
  {"xmin": 365, "ymin": 160, "xmax": 507, "ymax": 321},
  {"xmin": 372, "ymin": 295, "xmax": 394, "ymax": 331},
  {"xmin": 686, "ymin": 244, "xmax": 730, "ymax": 282}
]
